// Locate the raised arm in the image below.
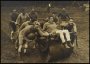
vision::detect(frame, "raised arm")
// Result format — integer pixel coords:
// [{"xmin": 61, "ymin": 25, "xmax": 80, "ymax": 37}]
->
[{"xmin": 16, "ymin": 13, "xmax": 21, "ymax": 25}]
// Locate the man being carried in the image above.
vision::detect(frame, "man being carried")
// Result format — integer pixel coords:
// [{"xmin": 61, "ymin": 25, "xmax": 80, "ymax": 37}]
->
[{"xmin": 37, "ymin": 16, "xmax": 71, "ymax": 48}]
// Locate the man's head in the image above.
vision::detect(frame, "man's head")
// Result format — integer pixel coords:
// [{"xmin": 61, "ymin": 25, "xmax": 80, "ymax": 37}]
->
[
  {"xmin": 62, "ymin": 8, "xmax": 66, "ymax": 12},
  {"xmin": 31, "ymin": 8, "xmax": 35, "ymax": 12},
  {"xmin": 49, "ymin": 16, "xmax": 54, "ymax": 23},
  {"xmin": 12, "ymin": 9, "xmax": 17, "ymax": 13},
  {"xmin": 52, "ymin": 13, "xmax": 56, "ymax": 18},
  {"xmin": 68, "ymin": 18, "xmax": 74, "ymax": 24},
  {"xmin": 33, "ymin": 21, "xmax": 40, "ymax": 28}
]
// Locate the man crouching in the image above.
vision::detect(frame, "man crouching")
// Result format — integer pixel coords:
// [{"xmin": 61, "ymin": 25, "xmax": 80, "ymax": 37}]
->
[{"xmin": 18, "ymin": 24, "xmax": 37, "ymax": 56}]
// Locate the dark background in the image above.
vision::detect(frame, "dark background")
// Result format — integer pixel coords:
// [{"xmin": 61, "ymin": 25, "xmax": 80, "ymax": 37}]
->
[{"xmin": 1, "ymin": 1, "xmax": 88, "ymax": 7}]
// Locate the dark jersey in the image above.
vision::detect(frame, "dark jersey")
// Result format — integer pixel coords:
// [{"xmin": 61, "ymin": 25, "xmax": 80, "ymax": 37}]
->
[
  {"xmin": 58, "ymin": 11, "xmax": 70, "ymax": 21},
  {"xmin": 67, "ymin": 23, "xmax": 74, "ymax": 32},
  {"xmin": 10, "ymin": 12, "xmax": 18, "ymax": 32},
  {"xmin": 29, "ymin": 11, "xmax": 37, "ymax": 22}
]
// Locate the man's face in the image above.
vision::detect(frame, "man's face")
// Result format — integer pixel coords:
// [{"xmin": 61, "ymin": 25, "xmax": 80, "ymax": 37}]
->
[
  {"xmin": 53, "ymin": 14, "xmax": 55, "ymax": 17},
  {"xmin": 32, "ymin": 9, "xmax": 35, "ymax": 12},
  {"xmin": 49, "ymin": 17, "xmax": 54, "ymax": 23}
]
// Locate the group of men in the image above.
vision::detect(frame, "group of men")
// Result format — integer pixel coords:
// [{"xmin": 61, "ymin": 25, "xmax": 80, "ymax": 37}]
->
[{"xmin": 10, "ymin": 7, "xmax": 77, "ymax": 54}]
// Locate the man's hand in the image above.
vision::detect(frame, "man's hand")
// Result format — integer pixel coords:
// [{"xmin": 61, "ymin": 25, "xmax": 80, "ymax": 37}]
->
[
  {"xmin": 27, "ymin": 40, "xmax": 33, "ymax": 42},
  {"xmin": 70, "ymin": 32, "xmax": 77, "ymax": 36},
  {"xmin": 24, "ymin": 37, "xmax": 33, "ymax": 42}
]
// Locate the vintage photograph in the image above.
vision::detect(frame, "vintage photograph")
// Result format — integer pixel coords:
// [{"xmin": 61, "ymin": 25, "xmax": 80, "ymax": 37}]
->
[{"xmin": 1, "ymin": 1, "xmax": 89, "ymax": 63}]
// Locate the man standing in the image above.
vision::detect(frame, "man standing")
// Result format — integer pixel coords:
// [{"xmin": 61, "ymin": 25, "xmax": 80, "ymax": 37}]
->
[
  {"xmin": 10, "ymin": 9, "xmax": 18, "ymax": 41},
  {"xmin": 52, "ymin": 13, "xmax": 59, "ymax": 24},
  {"xmin": 29, "ymin": 8, "xmax": 38, "ymax": 22},
  {"xmin": 16, "ymin": 8, "xmax": 29, "ymax": 27},
  {"xmin": 67, "ymin": 18, "xmax": 77, "ymax": 47},
  {"xmin": 58, "ymin": 8, "xmax": 70, "ymax": 21}
]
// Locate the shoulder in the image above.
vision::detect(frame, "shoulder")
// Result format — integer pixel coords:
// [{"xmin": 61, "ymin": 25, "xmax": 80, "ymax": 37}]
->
[
  {"xmin": 44, "ymin": 22, "xmax": 49, "ymax": 25},
  {"xmin": 18, "ymin": 13, "xmax": 22, "ymax": 16},
  {"xmin": 71, "ymin": 22, "xmax": 76, "ymax": 25},
  {"xmin": 25, "ymin": 25, "xmax": 33, "ymax": 29}
]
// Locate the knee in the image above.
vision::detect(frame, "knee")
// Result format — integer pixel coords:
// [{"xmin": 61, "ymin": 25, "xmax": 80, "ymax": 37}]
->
[
  {"xmin": 24, "ymin": 44, "xmax": 28, "ymax": 48},
  {"xmin": 65, "ymin": 30, "xmax": 69, "ymax": 32},
  {"xmin": 64, "ymin": 30, "xmax": 69, "ymax": 33},
  {"xmin": 19, "ymin": 45, "xmax": 22, "ymax": 48}
]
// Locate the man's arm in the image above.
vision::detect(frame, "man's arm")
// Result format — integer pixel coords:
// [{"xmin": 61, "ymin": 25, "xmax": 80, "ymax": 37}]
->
[
  {"xmin": 73, "ymin": 23, "xmax": 77, "ymax": 33},
  {"xmin": 66, "ymin": 13, "xmax": 70, "ymax": 19},
  {"xmin": 23, "ymin": 26, "xmax": 33, "ymax": 42},
  {"xmin": 24, "ymin": 36, "xmax": 32, "ymax": 42},
  {"xmin": 43, "ymin": 23, "xmax": 48, "ymax": 31},
  {"xmin": 15, "ymin": 13, "xmax": 21, "ymax": 25},
  {"xmin": 19, "ymin": 22, "xmax": 26, "ymax": 32}
]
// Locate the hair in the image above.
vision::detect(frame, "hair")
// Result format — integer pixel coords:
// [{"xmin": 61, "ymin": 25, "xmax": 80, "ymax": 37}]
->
[{"xmin": 48, "ymin": 16, "xmax": 54, "ymax": 20}]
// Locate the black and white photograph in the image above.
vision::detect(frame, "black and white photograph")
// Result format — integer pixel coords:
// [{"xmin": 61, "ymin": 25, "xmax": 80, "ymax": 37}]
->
[{"xmin": 1, "ymin": 1, "xmax": 89, "ymax": 63}]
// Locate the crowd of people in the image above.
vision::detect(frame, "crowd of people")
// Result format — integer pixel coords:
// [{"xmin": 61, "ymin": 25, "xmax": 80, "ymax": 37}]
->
[{"xmin": 10, "ymin": 6, "xmax": 77, "ymax": 55}]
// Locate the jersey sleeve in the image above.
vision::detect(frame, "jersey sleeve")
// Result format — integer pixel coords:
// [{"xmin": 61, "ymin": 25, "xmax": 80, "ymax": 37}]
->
[{"xmin": 16, "ymin": 13, "xmax": 21, "ymax": 25}]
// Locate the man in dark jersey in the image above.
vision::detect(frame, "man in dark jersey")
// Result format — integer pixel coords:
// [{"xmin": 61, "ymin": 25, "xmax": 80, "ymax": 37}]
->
[
  {"xmin": 10, "ymin": 9, "xmax": 18, "ymax": 40},
  {"xmin": 58, "ymin": 8, "xmax": 70, "ymax": 21},
  {"xmin": 67, "ymin": 18, "xmax": 77, "ymax": 47},
  {"xmin": 29, "ymin": 8, "xmax": 38, "ymax": 22}
]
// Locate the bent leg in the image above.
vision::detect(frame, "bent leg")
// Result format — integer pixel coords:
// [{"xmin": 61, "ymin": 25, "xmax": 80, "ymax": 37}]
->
[
  {"xmin": 63, "ymin": 30, "xmax": 71, "ymax": 41},
  {"xmin": 63, "ymin": 30, "xmax": 73, "ymax": 47},
  {"xmin": 56, "ymin": 30, "xmax": 70, "ymax": 48},
  {"xmin": 18, "ymin": 34, "xmax": 23, "ymax": 53},
  {"xmin": 56, "ymin": 30, "xmax": 65, "ymax": 43}
]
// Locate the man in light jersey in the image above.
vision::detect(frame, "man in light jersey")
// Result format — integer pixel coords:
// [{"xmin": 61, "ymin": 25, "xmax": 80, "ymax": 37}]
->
[{"xmin": 15, "ymin": 8, "xmax": 29, "ymax": 27}]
